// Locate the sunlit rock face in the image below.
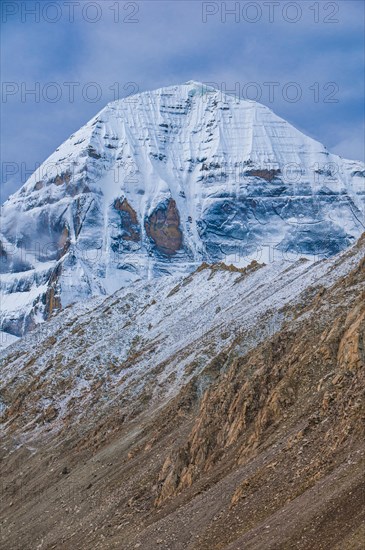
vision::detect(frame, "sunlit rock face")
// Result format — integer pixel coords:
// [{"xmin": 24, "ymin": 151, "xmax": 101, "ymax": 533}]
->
[
  {"xmin": 145, "ymin": 199, "xmax": 183, "ymax": 256},
  {"xmin": 1, "ymin": 81, "xmax": 364, "ymax": 337}
]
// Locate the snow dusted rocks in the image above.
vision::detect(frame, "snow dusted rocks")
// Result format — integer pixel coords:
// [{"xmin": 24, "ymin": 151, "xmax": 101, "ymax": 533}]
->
[{"xmin": 0, "ymin": 81, "xmax": 364, "ymax": 339}]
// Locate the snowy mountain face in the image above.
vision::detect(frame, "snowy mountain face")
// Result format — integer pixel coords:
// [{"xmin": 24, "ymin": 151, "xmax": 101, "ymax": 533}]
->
[{"xmin": 1, "ymin": 81, "xmax": 364, "ymax": 339}]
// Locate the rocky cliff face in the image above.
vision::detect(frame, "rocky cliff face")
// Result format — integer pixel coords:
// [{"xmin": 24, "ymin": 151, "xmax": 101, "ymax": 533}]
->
[
  {"xmin": 156, "ymin": 261, "xmax": 365, "ymax": 508},
  {"xmin": 1, "ymin": 81, "xmax": 364, "ymax": 340}
]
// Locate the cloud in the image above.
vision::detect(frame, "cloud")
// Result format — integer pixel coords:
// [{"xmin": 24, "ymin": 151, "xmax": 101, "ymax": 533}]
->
[
  {"xmin": 331, "ymin": 124, "xmax": 365, "ymax": 162},
  {"xmin": 1, "ymin": 0, "xmax": 364, "ymax": 199}
]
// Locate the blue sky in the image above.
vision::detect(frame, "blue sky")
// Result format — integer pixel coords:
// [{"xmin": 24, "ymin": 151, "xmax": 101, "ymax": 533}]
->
[{"xmin": 1, "ymin": 0, "xmax": 364, "ymax": 201}]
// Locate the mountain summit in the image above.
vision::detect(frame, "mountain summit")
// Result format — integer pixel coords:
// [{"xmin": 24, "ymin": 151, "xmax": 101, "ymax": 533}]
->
[{"xmin": 1, "ymin": 81, "xmax": 364, "ymax": 338}]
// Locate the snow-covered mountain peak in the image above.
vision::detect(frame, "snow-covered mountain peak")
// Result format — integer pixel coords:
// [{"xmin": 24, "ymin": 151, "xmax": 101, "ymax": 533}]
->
[{"xmin": 1, "ymin": 81, "xmax": 364, "ymax": 341}]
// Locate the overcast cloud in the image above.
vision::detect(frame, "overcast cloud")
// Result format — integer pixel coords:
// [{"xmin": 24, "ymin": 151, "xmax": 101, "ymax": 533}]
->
[{"xmin": 1, "ymin": 0, "xmax": 364, "ymax": 201}]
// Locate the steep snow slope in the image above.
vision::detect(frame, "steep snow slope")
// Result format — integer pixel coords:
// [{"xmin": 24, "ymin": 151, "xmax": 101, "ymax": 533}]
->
[{"xmin": 1, "ymin": 81, "xmax": 364, "ymax": 338}]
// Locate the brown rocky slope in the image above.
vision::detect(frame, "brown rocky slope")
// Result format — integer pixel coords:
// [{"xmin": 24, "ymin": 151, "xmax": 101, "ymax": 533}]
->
[{"xmin": 0, "ymin": 237, "xmax": 364, "ymax": 549}]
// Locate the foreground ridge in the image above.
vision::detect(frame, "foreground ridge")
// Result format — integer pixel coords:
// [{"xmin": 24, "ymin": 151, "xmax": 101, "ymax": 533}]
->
[{"xmin": 0, "ymin": 234, "xmax": 364, "ymax": 549}]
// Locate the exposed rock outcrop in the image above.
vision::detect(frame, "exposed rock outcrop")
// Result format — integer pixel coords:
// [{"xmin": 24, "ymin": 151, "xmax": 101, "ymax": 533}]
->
[
  {"xmin": 144, "ymin": 198, "xmax": 183, "ymax": 255},
  {"xmin": 246, "ymin": 168, "xmax": 281, "ymax": 181},
  {"xmin": 114, "ymin": 198, "xmax": 140, "ymax": 243}
]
